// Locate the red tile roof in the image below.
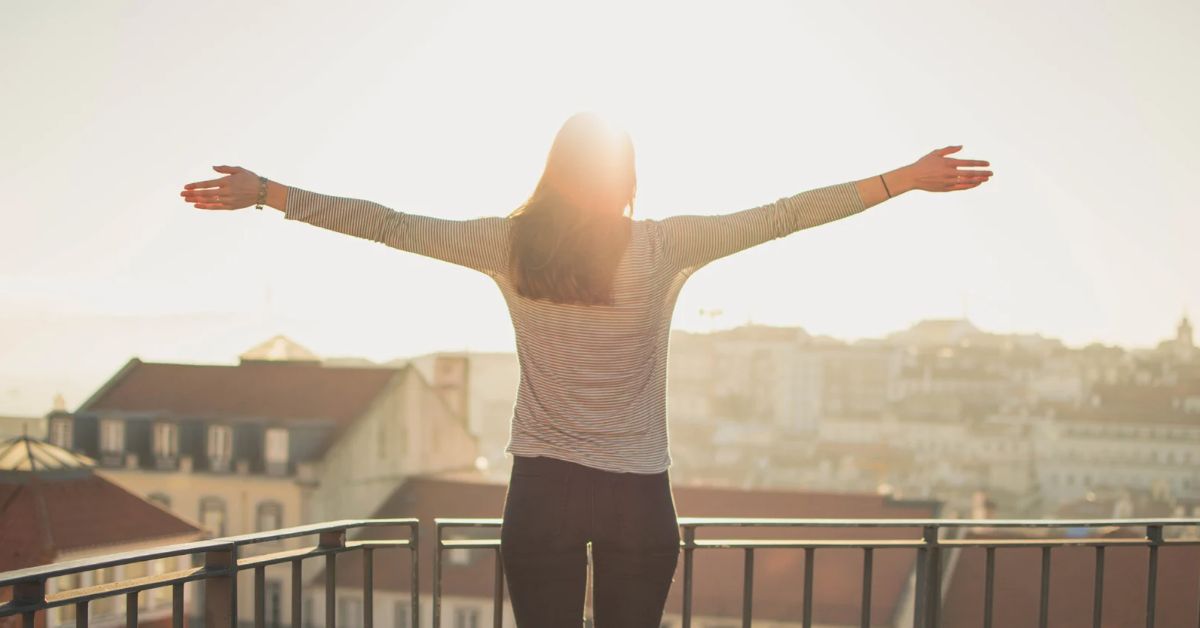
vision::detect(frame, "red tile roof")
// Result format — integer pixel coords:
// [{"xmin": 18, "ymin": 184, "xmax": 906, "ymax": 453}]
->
[
  {"xmin": 941, "ymin": 529, "xmax": 1200, "ymax": 628},
  {"xmin": 323, "ymin": 475, "xmax": 938, "ymax": 625},
  {"xmin": 78, "ymin": 358, "xmax": 402, "ymax": 424},
  {"xmin": 0, "ymin": 474, "xmax": 204, "ymax": 572}
]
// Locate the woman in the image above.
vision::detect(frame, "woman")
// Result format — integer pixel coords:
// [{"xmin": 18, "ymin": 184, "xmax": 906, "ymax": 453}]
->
[{"xmin": 181, "ymin": 112, "xmax": 991, "ymax": 627}]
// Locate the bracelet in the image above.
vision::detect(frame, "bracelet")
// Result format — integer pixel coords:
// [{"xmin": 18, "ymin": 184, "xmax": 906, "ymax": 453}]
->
[
  {"xmin": 879, "ymin": 174, "xmax": 892, "ymax": 198},
  {"xmin": 255, "ymin": 175, "xmax": 269, "ymax": 210}
]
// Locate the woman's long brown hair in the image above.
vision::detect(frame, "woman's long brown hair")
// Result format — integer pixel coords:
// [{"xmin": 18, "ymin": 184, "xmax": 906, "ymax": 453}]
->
[{"xmin": 507, "ymin": 112, "xmax": 636, "ymax": 306}]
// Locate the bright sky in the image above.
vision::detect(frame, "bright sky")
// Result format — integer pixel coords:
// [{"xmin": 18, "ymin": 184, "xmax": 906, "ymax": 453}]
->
[{"xmin": 1, "ymin": 0, "xmax": 1197, "ymax": 416}]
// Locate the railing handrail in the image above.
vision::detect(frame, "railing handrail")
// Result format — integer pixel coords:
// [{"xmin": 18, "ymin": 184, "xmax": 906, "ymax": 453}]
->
[
  {"xmin": 0, "ymin": 518, "xmax": 417, "ymax": 587},
  {"xmin": 436, "ymin": 516, "xmax": 1200, "ymax": 528}
]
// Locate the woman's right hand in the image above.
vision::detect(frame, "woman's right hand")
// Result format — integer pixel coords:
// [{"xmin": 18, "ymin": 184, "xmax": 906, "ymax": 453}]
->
[{"xmin": 904, "ymin": 146, "xmax": 992, "ymax": 193}]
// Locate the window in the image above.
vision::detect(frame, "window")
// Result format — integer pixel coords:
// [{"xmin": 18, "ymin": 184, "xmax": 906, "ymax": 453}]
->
[
  {"xmin": 99, "ymin": 418, "xmax": 124, "ymax": 454},
  {"xmin": 49, "ymin": 418, "xmax": 72, "ymax": 449},
  {"xmin": 394, "ymin": 601, "xmax": 411, "ymax": 628},
  {"xmin": 199, "ymin": 497, "xmax": 227, "ymax": 537},
  {"xmin": 453, "ymin": 607, "xmax": 479, "ymax": 628},
  {"xmin": 257, "ymin": 501, "xmax": 283, "ymax": 532},
  {"xmin": 207, "ymin": 424, "xmax": 233, "ymax": 470},
  {"xmin": 337, "ymin": 595, "xmax": 363, "ymax": 628},
  {"xmin": 153, "ymin": 422, "xmax": 179, "ymax": 459},
  {"xmin": 265, "ymin": 428, "xmax": 289, "ymax": 465},
  {"xmin": 266, "ymin": 579, "xmax": 283, "ymax": 628}
]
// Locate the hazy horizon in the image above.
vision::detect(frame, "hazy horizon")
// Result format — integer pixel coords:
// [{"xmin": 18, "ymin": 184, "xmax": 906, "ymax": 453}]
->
[{"xmin": 3, "ymin": 0, "xmax": 1198, "ymax": 415}]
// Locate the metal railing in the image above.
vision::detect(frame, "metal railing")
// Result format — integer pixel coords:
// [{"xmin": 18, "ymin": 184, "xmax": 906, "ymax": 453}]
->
[
  {"xmin": 0, "ymin": 519, "xmax": 418, "ymax": 628},
  {"xmin": 5, "ymin": 516, "xmax": 1198, "ymax": 628},
  {"xmin": 434, "ymin": 517, "xmax": 1200, "ymax": 628}
]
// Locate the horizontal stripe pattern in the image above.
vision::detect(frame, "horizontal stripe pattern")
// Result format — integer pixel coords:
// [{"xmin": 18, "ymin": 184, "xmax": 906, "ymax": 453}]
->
[{"xmin": 284, "ymin": 182, "xmax": 867, "ymax": 473}]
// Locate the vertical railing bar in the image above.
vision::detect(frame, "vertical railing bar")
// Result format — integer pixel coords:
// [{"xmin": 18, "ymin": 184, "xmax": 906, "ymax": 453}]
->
[
  {"xmin": 76, "ymin": 600, "xmax": 90, "ymax": 628},
  {"xmin": 1093, "ymin": 545, "xmax": 1105, "ymax": 628},
  {"xmin": 255, "ymin": 565, "xmax": 266, "ymax": 628},
  {"xmin": 171, "ymin": 583, "xmax": 182, "ymax": 628},
  {"xmin": 928, "ymin": 526, "xmax": 942, "ymax": 628},
  {"xmin": 741, "ymin": 548, "xmax": 754, "ymax": 628},
  {"xmin": 434, "ymin": 522, "xmax": 443, "ymax": 628},
  {"xmin": 364, "ymin": 547, "xmax": 374, "ymax": 628},
  {"xmin": 231, "ymin": 549, "xmax": 239, "ymax": 628},
  {"xmin": 914, "ymin": 543, "xmax": 927, "ymax": 628},
  {"xmin": 860, "ymin": 547, "xmax": 873, "ymax": 628},
  {"xmin": 1039, "ymin": 546, "xmax": 1051, "ymax": 628},
  {"xmin": 291, "ymin": 559, "xmax": 302, "ymax": 628},
  {"xmin": 682, "ymin": 526, "xmax": 695, "ymax": 628},
  {"xmin": 494, "ymin": 547, "xmax": 505, "ymax": 628},
  {"xmin": 984, "ymin": 546, "xmax": 995, "ymax": 628},
  {"xmin": 919, "ymin": 525, "xmax": 939, "ymax": 628},
  {"xmin": 1147, "ymin": 525, "xmax": 1162, "ymax": 628},
  {"xmin": 411, "ymin": 522, "xmax": 420, "ymax": 628},
  {"xmin": 325, "ymin": 552, "xmax": 337, "ymax": 628},
  {"xmin": 319, "ymin": 528, "xmax": 345, "ymax": 628},
  {"xmin": 21, "ymin": 611, "xmax": 34, "ymax": 628},
  {"xmin": 172, "ymin": 582, "xmax": 184, "ymax": 628},
  {"xmin": 803, "ymin": 546, "xmax": 815, "ymax": 628},
  {"xmin": 126, "ymin": 591, "xmax": 138, "ymax": 628}
]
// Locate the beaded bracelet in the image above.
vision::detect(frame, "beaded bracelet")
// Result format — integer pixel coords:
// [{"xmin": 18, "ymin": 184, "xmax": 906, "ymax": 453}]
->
[{"xmin": 255, "ymin": 175, "xmax": 269, "ymax": 210}]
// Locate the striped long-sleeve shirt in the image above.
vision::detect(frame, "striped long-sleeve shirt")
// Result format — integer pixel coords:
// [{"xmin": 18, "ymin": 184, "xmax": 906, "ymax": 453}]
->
[{"xmin": 282, "ymin": 181, "xmax": 868, "ymax": 473}]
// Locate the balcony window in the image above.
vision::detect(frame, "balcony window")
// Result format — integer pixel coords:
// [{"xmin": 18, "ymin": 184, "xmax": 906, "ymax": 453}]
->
[
  {"xmin": 99, "ymin": 418, "xmax": 124, "ymax": 454},
  {"xmin": 452, "ymin": 607, "xmax": 480, "ymax": 628},
  {"xmin": 153, "ymin": 422, "xmax": 179, "ymax": 460},
  {"xmin": 394, "ymin": 601, "xmax": 411, "ymax": 628},
  {"xmin": 265, "ymin": 427, "xmax": 289, "ymax": 473},
  {"xmin": 257, "ymin": 501, "xmax": 283, "ymax": 532},
  {"xmin": 199, "ymin": 496, "xmax": 227, "ymax": 537},
  {"xmin": 266, "ymin": 579, "xmax": 283, "ymax": 627},
  {"xmin": 207, "ymin": 424, "xmax": 233, "ymax": 471},
  {"xmin": 49, "ymin": 418, "xmax": 72, "ymax": 449},
  {"xmin": 337, "ymin": 596, "xmax": 363, "ymax": 628}
]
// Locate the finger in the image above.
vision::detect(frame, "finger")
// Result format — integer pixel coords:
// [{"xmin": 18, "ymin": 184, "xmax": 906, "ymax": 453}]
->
[
  {"xmin": 182, "ymin": 189, "xmax": 228, "ymax": 199},
  {"xmin": 934, "ymin": 145, "xmax": 963, "ymax": 156},
  {"xmin": 193, "ymin": 202, "xmax": 236, "ymax": 210},
  {"xmin": 184, "ymin": 177, "xmax": 230, "ymax": 190},
  {"xmin": 947, "ymin": 158, "xmax": 989, "ymax": 167}
]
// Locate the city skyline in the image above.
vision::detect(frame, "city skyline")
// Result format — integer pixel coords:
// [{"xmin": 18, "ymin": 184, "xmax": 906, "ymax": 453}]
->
[{"xmin": 2, "ymin": 310, "xmax": 1192, "ymax": 418}]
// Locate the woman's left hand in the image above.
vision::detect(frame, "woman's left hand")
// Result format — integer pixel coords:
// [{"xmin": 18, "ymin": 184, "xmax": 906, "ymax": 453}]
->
[{"xmin": 180, "ymin": 165, "xmax": 262, "ymax": 210}]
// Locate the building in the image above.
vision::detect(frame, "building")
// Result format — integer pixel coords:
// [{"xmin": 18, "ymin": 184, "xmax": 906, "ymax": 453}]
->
[
  {"xmin": 46, "ymin": 337, "xmax": 480, "ymax": 626},
  {"xmin": 0, "ymin": 435, "xmax": 205, "ymax": 628},
  {"xmin": 404, "ymin": 351, "xmax": 519, "ymax": 480}
]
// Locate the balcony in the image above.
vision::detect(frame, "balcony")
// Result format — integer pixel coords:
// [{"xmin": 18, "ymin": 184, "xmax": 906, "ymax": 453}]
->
[{"xmin": 1, "ymin": 518, "xmax": 1198, "ymax": 627}]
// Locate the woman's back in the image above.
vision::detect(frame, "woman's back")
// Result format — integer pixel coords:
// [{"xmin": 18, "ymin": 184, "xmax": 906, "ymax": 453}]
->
[
  {"xmin": 499, "ymin": 218, "xmax": 687, "ymax": 473},
  {"xmin": 279, "ymin": 180, "xmax": 868, "ymax": 473}
]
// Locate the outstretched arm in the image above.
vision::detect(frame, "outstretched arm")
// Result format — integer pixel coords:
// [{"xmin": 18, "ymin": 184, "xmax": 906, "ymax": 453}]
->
[
  {"xmin": 181, "ymin": 167, "xmax": 510, "ymax": 278},
  {"xmin": 655, "ymin": 145, "xmax": 991, "ymax": 275}
]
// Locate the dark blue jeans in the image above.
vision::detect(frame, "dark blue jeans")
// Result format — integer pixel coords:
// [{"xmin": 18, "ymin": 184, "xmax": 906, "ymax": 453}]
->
[{"xmin": 500, "ymin": 454, "xmax": 681, "ymax": 627}]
